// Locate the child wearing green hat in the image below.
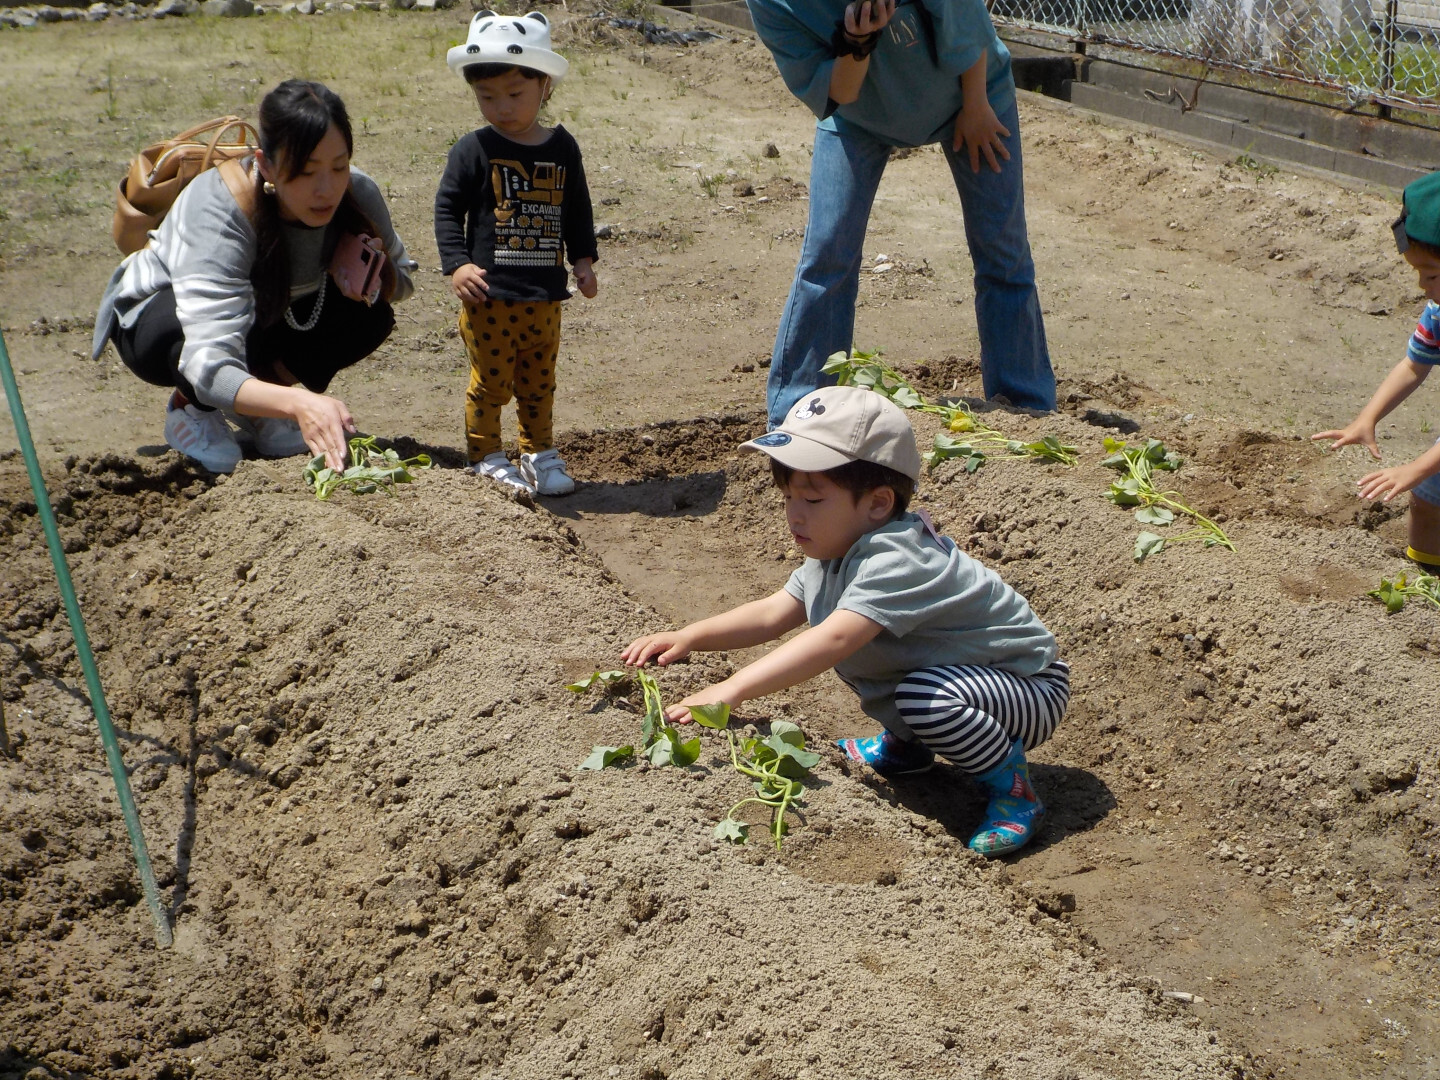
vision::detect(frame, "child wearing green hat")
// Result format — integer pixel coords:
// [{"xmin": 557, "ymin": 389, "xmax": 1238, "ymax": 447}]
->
[{"xmin": 1314, "ymin": 170, "xmax": 1440, "ymax": 569}]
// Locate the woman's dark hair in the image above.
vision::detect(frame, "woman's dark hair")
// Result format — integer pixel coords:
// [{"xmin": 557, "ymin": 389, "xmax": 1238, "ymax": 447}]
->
[
  {"xmin": 769, "ymin": 458, "xmax": 914, "ymax": 520},
  {"xmin": 251, "ymin": 79, "xmax": 379, "ymax": 327},
  {"xmin": 464, "ymin": 62, "xmax": 547, "ymax": 84}
]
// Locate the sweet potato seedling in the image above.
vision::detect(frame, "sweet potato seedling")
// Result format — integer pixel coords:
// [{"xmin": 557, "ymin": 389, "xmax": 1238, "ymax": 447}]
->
[
  {"xmin": 1100, "ymin": 437, "xmax": 1234, "ymax": 561},
  {"xmin": 303, "ymin": 435, "xmax": 431, "ymax": 500},
  {"xmin": 567, "ymin": 669, "xmax": 700, "ymax": 769},
  {"xmin": 1368, "ymin": 572, "xmax": 1440, "ymax": 613},
  {"xmin": 688, "ymin": 703, "xmax": 818, "ymax": 850},
  {"xmin": 822, "ymin": 350, "xmax": 1078, "ymax": 472}
]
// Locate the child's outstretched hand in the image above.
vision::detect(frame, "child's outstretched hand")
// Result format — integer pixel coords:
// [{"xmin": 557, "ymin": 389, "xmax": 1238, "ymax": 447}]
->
[
  {"xmin": 573, "ymin": 258, "xmax": 598, "ymax": 299},
  {"xmin": 1312, "ymin": 419, "xmax": 1381, "ymax": 459},
  {"xmin": 621, "ymin": 630, "xmax": 693, "ymax": 668},
  {"xmin": 1358, "ymin": 461, "xmax": 1427, "ymax": 502},
  {"xmin": 667, "ymin": 684, "xmax": 736, "ymax": 724},
  {"xmin": 451, "ymin": 263, "xmax": 490, "ymax": 304}
]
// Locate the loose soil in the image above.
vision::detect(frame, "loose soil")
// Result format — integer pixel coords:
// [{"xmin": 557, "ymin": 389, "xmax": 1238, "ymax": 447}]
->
[{"xmin": 1, "ymin": 8, "xmax": 1438, "ymax": 1080}]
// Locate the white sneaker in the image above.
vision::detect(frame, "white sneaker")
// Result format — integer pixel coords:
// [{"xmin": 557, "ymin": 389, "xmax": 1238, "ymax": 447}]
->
[
  {"xmin": 228, "ymin": 413, "xmax": 311, "ymax": 458},
  {"xmin": 164, "ymin": 400, "xmax": 241, "ymax": 473},
  {"xmin": 520, "ymin": 448, "xmax": 576, "ymax": 496},
  {"xmin": 251, "ymin": 416, "xmax": 311, "ymax": 458},
  {"xmin": 470, "ymin": 452, "xmax": 535, "ymax": 493}
]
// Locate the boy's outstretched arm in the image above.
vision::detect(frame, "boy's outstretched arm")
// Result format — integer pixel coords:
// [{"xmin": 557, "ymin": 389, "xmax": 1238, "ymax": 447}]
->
[
  {"xmin": 666, "ymin": 609, "xmax": 883, "ymax": 722},
  {"xmin": 1313, "ymin": 358, "xmax": 1431, "ymax": 459},
  {"xmin": 622, "ymin": 589, "xmax": 806, "ymax": 669}
]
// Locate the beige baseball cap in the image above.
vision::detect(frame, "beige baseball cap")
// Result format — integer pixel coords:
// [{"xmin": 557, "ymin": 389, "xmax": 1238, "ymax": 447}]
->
[{"xmin": 740, "ymin": 386, "xmax": 923, "ymax": 480}]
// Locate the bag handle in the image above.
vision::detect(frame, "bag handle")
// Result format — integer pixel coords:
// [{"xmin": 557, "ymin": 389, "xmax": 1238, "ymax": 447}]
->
[{"xmin": 145, "ymin": 118, "xmax": 260, "ymax": 184}]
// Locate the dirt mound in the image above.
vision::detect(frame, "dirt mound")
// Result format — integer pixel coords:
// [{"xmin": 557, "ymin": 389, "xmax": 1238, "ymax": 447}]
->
[
  {"xmin": 4, "ymin": 373, "xmax": 1439, "ymax": 1077},
  {"xmin": 2, "ymin": 446, "xmax": 1241, "ymax": 1079}
]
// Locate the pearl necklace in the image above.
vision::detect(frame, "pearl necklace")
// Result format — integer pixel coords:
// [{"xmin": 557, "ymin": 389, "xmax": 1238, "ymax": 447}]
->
[{"xmin": 284, "ymin": 282, "xmax": 325, "ymax": 332}]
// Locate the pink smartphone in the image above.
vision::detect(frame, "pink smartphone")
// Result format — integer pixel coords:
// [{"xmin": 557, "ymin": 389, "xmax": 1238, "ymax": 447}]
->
[{"xmin": 331, "ymin": 233, "xmax": 385, "ymax": 306}]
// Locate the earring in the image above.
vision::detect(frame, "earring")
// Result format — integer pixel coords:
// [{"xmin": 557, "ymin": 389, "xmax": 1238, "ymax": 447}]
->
[{"xmin": 262, "ymin": 180, "xmax": 276, "ymax": 196}]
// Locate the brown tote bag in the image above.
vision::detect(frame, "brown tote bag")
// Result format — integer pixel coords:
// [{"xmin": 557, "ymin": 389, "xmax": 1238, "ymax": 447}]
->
[{"xmin": 112, "ymin": 115, "xmax": 259, "ymax": 254}]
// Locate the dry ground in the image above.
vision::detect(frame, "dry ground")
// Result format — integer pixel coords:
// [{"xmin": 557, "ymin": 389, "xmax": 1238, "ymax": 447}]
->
[{"xmin": 1, "ymin": 6, "xmax": 1439, "ymax": 1080}]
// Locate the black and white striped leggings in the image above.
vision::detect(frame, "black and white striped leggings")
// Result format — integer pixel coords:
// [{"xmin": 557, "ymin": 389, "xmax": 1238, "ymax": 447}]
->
[{"xmin": 894, "ymin": 660, "xmax": 1071, "ymax": 775}]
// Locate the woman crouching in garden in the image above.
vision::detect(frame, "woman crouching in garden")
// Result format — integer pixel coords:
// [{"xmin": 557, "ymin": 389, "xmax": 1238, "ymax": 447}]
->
[{"xmin": 93, "ymin": 78, "xmax": 415, "ymax": 473}]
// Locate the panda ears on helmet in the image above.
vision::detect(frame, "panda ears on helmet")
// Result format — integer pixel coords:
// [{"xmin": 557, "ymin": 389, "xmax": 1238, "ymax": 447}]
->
[{"xmin": 469, "ymin": 10, "xmax": 551, "ymax": 30}]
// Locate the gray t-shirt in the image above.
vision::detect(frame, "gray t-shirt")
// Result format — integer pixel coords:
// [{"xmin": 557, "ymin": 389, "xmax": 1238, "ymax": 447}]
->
[{"xmin": 783, "ymin": 512, "xmax": 1057, "ymax": 732}]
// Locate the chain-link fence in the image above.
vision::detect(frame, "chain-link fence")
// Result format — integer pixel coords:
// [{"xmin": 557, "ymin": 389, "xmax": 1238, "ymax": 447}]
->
[{"xmin": 991, "ymin": 0, "xmax": 1440, "ymax": 114}]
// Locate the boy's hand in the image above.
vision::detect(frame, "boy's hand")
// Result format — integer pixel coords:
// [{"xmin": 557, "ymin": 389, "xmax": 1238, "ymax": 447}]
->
[
  {"xmin": 621, "ymin": 630, "xmax": 693, "ymax": 668},
  {"xmin": 843, "ymin": 0, "xmax": 895, "ymax": 38},
  {"xmin": 451, "ymin": 263, "xmax": 489, "ymax": 304},
  {"xmin": 1358, "ymin": 461, "xmax": 1427, "ymax": 502},
  {"xmin": 954, "ymin": 99, "xmax": 1011, "ymax": 174},
  {"xmin": 1311, "ymin": 420, "xmax": 1381, "ymax": 459},
  {"xmin": 573, "ymin": 258, "xmax": 598, "ymax": 299},
  {"xmin": 668, "ymin": 683, "xmax": 740, "ymax": 724}
]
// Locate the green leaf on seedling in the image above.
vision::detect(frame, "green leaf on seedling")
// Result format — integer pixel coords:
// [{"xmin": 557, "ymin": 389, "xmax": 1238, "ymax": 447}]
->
[
  {"xmin": 1007, "ymin": 435, "xmax": 1080, "ymax": 466},
  {"xmin": 1367, "ymin": 573, "xmax": 1440, "ymax": 613},
  {"xmin": 566, "ymin": 670, "xmax": 628, "ymax": 693},
  {"xmin": 890, "ymin": 385, "xmax": 924, "ymax": 410},
  {"xmin": 304, "ymin": 436, "xmax": 431, "ymax": 499},
  {"xmin": 688, "ymin": 703, "xmax": 731, "ymax": 730},
  {"xmin": 644, "ymin": 726, "xmax": 700, "ymax": 767},
  {"xmin": 714, "ymin": 818, "xmax": 748, "ymax": 844},
  {"xmin": 1134, "ymin": 531, "xmax": 1166, "ymax": 562},
  {"xmin": 578, "ymin": 745, "xmax": 634, "ymax": 770},
  {"xmin": 1107, "ymin": 478, "xmax": 1144, "ymax": 506},
  {"xmin": 1136, "ymin": 506, "xmax": 1174, "ymax": 526}
]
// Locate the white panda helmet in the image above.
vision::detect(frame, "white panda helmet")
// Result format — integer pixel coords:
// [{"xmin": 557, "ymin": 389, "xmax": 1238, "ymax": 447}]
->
[{"xmin": 447, "ymin": 10, "xmax": 570, "ymax": 83}]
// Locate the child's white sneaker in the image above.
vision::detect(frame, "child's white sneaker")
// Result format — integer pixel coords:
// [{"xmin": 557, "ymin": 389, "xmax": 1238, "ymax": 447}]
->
[
  {"xmin": 520, "ymin": 448, "xmax": 576, "ymax": 495},
  {"xmin": 470, "ymin": 452, "xmax": 535, "ymax": 493}
]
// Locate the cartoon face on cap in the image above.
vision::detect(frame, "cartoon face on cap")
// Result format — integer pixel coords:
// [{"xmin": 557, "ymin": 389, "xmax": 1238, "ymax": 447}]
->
[{"xmin": 447, "ymin": 10, "xmax": 570, "ymax": 82}]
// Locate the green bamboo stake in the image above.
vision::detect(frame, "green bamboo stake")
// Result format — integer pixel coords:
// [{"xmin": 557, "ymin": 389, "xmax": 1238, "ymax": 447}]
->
[{"xmin": 0, "ymin": 328, "xmax": 172, "ymax": 947}]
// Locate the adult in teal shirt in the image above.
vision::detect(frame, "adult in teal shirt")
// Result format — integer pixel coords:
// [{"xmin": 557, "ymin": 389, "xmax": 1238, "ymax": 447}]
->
[{"xmin": 748, "ymin": 0, "xmax": 1055, "ymax": 425}]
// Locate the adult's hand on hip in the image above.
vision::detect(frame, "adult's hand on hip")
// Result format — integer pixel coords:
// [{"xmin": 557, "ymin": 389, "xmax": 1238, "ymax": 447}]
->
[{"xmin": 954, "ymin": 100, "xmax": 1011, "ymax": 173}]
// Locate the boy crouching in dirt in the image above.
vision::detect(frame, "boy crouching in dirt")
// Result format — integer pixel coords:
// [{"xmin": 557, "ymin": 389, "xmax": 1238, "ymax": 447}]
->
[
  {"xmin": 1314, "ymin": 170, "xmax": 1440, "ymax": 569},
  {"xmin": 435, "ymin": 10, "xmax": 598, "ymax": 496},
  {"xmin": 621, "ymin": 387, "xmax": 1070, "ymax": 856}
]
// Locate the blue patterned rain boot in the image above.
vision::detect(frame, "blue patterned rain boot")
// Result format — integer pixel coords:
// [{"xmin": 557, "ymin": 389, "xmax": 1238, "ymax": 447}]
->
[
  {"xmin": 838, "ymin": 730, "xmax": 936, "ymax": 777},
  {"xmin": 968, "ymin": 739, "xmax": 1045, "ymax": 857}
]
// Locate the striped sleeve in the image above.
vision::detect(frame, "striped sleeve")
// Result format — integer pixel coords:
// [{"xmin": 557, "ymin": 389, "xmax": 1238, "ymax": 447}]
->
[{"xmin": 1407, "ymin": 301, "xmax": 1440, "ymax": 366}]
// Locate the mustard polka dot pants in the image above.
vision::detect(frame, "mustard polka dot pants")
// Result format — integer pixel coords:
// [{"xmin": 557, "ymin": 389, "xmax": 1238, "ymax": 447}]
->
[{"xmin": 459, "ymin": 298, "xmax": 562, "ymax": 462}]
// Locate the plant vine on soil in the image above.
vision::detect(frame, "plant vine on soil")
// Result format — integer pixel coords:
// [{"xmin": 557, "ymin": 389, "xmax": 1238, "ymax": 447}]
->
[
  {"xmin": 1100, "ymin": 437, "xmax": 1235, "ymax": 561},
  {"xmin": 1368, "ymin": 572, "xmax": 1440, "ymax": 613},
  {"xmin": 567, "ymin": 669, "xmax": 700, "ymax": 769},
  {"xmin": 821, "ymin": 349, "xmax": 1078, "ymax": 472},
  {"xmin": 303, "ymin": 435, "xmax": 432, "ymax": 500},
  {"xmin": 566, "ymin": 679, "xmax": 816, "ymax": 848}
]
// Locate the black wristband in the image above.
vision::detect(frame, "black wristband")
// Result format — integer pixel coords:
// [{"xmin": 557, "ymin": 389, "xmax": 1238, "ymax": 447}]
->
[{"xmin": 832, "ymin": 21, "xmax": 882, "ymax": 59}]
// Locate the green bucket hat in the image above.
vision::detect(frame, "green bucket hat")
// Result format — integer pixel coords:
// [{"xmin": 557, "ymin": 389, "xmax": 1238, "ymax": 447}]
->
[{"xmin": 1396, "ymin": 171, "xmax": 1440, "ymax": 252}]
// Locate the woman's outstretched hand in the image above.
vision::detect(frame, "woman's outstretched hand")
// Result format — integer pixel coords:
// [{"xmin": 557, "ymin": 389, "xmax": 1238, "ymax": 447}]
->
[{"xmin": 293, "ymin": 389, "xmax": 358, "ymax": 470}]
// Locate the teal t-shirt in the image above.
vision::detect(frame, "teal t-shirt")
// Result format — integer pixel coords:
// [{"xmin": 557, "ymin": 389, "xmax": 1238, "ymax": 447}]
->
[
  {"xmin": 746, "ymin": 0, "xmax": 1015, "ymax": 148},
  {"xmin": 783, "ymin": 513, "xmax": 1057, "ymax": 731}
]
